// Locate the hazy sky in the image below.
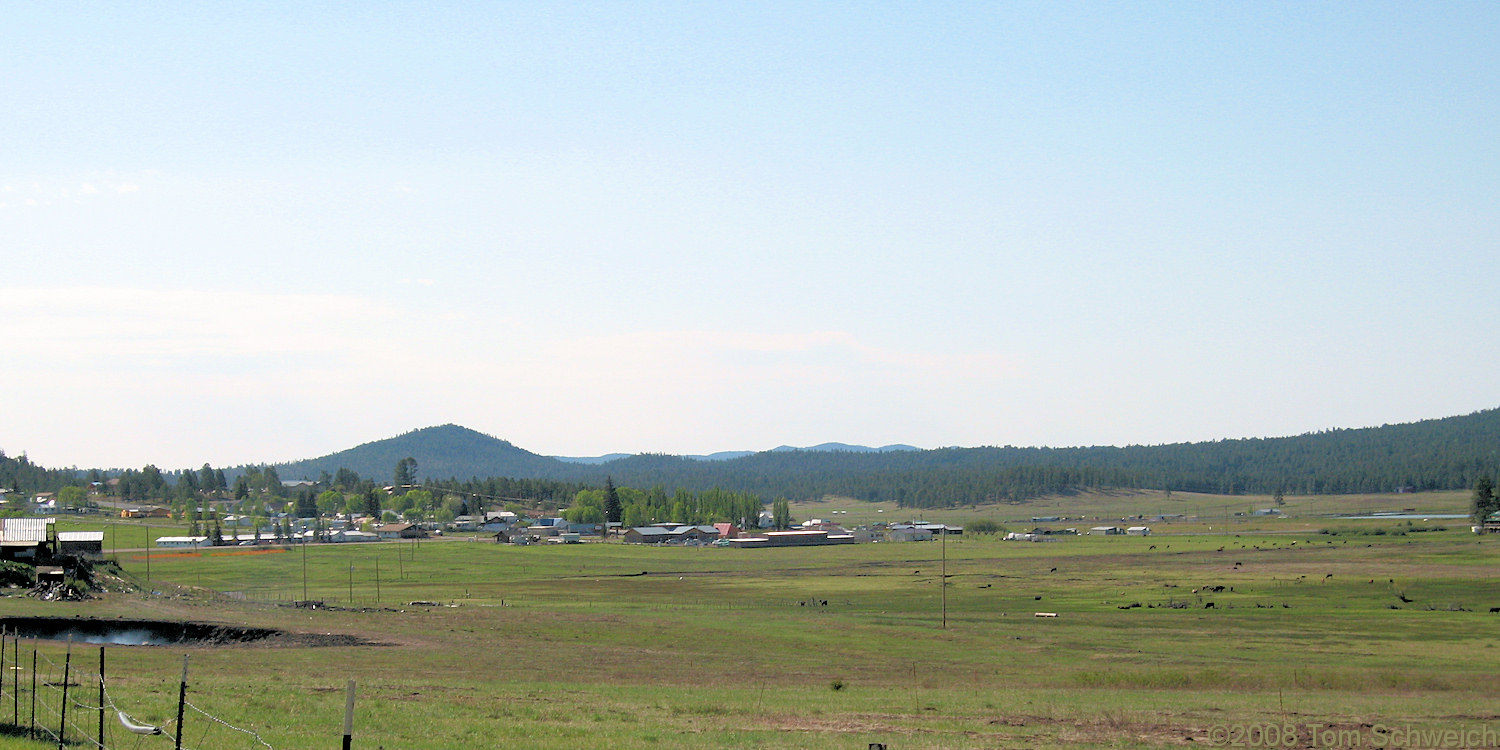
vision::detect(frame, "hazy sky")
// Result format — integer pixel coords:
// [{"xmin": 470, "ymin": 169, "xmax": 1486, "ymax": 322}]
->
[{"xmin": 4, "ymin": 2, "xmax": 1498, "ymax": 469}]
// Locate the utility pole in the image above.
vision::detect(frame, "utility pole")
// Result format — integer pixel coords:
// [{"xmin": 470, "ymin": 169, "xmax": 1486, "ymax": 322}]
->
[{"xmin": 941, "ymin": 525, "xmax": 948, "ymax": 630}]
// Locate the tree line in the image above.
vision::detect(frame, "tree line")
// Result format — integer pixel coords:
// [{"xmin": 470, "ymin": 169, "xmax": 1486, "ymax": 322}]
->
[{"xmin": 7, "ymin": 408, "xmax": 1500, "ymax": 513}]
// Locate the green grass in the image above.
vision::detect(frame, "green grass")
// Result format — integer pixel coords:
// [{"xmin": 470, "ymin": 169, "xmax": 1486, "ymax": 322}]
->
[{"xmin": 0, "ymin": 495, "xmax": 1495, "ymax": 748}]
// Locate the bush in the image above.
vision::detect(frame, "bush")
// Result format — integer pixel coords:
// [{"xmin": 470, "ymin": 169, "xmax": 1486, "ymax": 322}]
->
[{"xmin": 0, "ymin": 561, "xmax": 36, "ymax": 588}]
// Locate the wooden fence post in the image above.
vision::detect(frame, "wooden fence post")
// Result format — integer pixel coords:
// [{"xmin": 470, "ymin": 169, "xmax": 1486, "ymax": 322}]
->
[
  {"xmin": 57, "ymin": 637, "xmax": 72, "ymax": 750},
  {"xmin": 342, "ymin": 679, "xmax": 356, "ymax": 750},
  {"xmin": 173, "ymin": 655, "xmax": 189, "ymax": 750}
]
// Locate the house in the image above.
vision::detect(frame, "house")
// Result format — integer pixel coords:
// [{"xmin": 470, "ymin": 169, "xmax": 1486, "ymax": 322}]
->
[
  {"xmin": 889, "ymin": 526, "xmax": 934, "ymax": 542},
  {"xmin": 495, "ymin": 528, "xmax": 529, "ymax": 544},
  {"xmin": 376, "ymin": 523, "xmax": 426, "ymax": 540},
  {"xmin": 669, "ymin": 525, "xmax": 719, "ymax": 543},
  {"xmin": 623, "ymin": 527, "xmax": 673, "ymax": 544},
  {"xmin": 713, "ymin": 523, "xmax": 740, "ymax": 539},
  {"xmin": 57, "ymin": 531, "xmax": 104, "ymax": 557},
  {"xmin": 327, "ymin": 530, "xmax": 380, "ymax": 544},
  {"xmin": 120, "ymin": 507, "xmax": 171, "ymax": 519}
]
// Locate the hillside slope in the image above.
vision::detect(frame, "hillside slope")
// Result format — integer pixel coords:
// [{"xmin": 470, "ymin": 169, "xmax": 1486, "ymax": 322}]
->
[
  {"xmin": 267, "ymin": 409, "xmax": 1500, "ymax": 507},
  {"xmin": 274, "ymin": 425, "xmax": 576, "ymax": 483}
]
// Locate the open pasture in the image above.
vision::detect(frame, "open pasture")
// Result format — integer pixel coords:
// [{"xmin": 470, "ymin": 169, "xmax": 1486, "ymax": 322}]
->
[{"xmin": 1, "ymin": 515, "xmax": 1496, "ymax": 749}]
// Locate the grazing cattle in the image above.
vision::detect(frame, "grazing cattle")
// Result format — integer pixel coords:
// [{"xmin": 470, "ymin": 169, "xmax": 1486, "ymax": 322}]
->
[
  {"xmin": 1204, "ymin": 602, "xmax": 1215, "ymax": 609},
  {"xmin": 1049, "ymin": 567, "xmax": 1057, "ymax": 573},
  {"xmin": 1489, "ymin": 607, "xmax": 1500, "ymax": 613}
]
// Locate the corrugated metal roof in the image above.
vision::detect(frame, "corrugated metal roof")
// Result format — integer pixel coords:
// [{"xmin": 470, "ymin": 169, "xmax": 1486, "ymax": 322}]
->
[
  {"xmin": 1, "ymin": 518, "xmax": 55, "ymax": 542},
  {"xmin": 58, "ymin": 531, "xmax": 104, "ymax": 542}
]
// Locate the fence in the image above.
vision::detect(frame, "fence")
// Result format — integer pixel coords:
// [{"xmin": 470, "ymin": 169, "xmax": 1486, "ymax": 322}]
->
[{"xmin": 0, "ymin": 627, "xmax": 356, "ymax": 750}]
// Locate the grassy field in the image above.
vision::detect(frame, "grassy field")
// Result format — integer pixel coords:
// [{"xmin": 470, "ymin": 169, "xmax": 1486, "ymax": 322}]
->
[{"xmin": 0, "ymin": 493, "xmax": 1495, "ymax": 749}]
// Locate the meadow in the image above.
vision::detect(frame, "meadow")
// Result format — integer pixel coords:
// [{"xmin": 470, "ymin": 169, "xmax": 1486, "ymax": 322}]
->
[{"xmin": 0, "ymin": 492, "xmax": 1495, "ymax": 749}]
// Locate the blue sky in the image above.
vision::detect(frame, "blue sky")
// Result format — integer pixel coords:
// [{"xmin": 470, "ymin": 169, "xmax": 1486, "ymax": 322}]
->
[{"xmin": 3, "ymin": 2, "xmax": 1498, "ymax": 469}]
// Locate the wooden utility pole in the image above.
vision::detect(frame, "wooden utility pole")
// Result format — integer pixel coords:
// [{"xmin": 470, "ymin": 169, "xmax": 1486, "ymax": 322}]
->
[{"xmin": 941, "ymin": 525, "xmax": 948, "ymax": 630}]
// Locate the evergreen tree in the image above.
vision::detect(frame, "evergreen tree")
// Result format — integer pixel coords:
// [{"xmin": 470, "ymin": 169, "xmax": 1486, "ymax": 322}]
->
[
  {"xmin": 603, "ymin": 477, "xmax": 622, "ymax": 524},
  {"xmin": 394, "ymin": 457, "xmax": 418, "ymax": 487},
  {"xmin": 1472, "ymin": 476, "xmax": 1497, "ymax": 525},
  {"xmin": 364, "ymin": 488, "xmax": 382, "ymax": 519}
]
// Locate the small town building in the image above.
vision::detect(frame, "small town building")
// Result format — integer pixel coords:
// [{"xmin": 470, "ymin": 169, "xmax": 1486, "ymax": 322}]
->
[
  {"xmin": 1, "ymin": 518, "xmax": 55, "ymax": 562},
  {"xmin": 57, "ymin": 531, "xmax": 105, "ymax": 557},
  {"xmin": 728, "ymin": 529, "xmax": 856, "ymax": 548},
  {"xmin": 623, "ymin": 527, "xmax": 673, "ymax": 544},
  {"xmin": 376, "ymin": 523, "xmax": 426, "ymax": 540},
  {"xmin": 155, "ymin": 536, "xmax": 211, "ymax": 548}
]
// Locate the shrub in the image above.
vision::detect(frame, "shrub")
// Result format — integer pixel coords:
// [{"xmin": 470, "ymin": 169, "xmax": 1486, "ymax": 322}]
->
[{"xmin": 0, "ymin": 561, "xmax": 35, "ymax": 588}]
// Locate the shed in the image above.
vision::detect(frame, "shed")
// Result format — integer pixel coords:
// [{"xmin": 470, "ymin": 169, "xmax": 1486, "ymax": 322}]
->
[{"xmin": 57, "ymin": 531, "xmax": 105, "ymax": 557}]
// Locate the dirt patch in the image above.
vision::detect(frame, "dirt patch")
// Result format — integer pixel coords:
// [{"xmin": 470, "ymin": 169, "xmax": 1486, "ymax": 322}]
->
[{"xmin": 0, "ymin": 616, "xmax": 374, "ymax": 648}]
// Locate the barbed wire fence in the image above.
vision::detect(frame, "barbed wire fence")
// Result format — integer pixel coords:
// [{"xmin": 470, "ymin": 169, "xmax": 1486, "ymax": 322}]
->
[{"xmin": 0, "ymin": 626, "xmax": 356, "ymax": 750}]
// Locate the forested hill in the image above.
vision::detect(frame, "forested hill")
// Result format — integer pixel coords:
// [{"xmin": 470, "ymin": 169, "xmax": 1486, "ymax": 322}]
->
[
  {"xmin": 272, "ymin": 425, "xmax": 574, "ymax": 484},
  {"xmin": 258, "ymin": 410, "xmax": 1500, "ymax": 508}
]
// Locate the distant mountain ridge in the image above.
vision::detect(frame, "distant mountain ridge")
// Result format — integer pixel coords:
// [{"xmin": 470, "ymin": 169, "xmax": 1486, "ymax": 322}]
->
[
  {"xmin": 553, "ymin": 442, "xmax": 919, "ymax": 464},
  {"xmin": 259, "ymin": 408, "xmax": 1500, "ymax": 507}
]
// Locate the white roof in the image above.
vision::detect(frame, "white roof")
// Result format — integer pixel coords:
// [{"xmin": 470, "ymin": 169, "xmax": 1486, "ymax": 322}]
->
[
  {"xmin": 2, "ymin": 518, "xmax": 55, "ymax": 543},
  {"xmin": 58, "ymin": 531, "xmax": 105, "ymax": 542}
]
